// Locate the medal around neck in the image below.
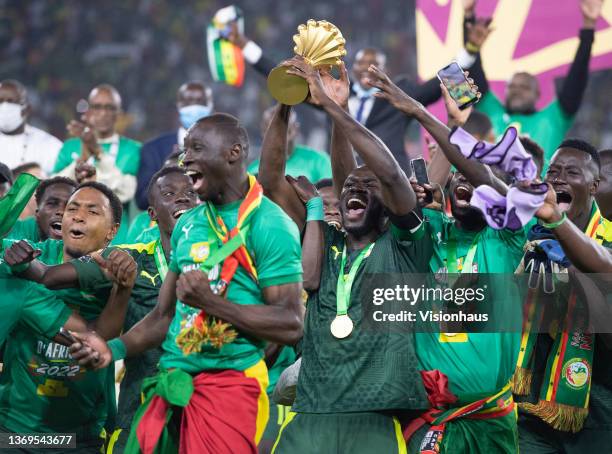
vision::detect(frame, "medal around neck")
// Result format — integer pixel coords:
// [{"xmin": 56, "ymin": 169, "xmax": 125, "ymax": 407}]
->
[
  {"xmin": 330, "ymin": 314, "xmax": 353, "ymax": 339},
  {"xmin": 268, "ymin": 19, "xmax": 346, "ymax": 105}
]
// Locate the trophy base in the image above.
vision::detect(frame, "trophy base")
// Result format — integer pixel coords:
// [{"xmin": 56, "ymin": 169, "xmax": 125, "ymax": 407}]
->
[{"xmin": 267, "ymin": 66, "xmax": 309, "ymax": 106}]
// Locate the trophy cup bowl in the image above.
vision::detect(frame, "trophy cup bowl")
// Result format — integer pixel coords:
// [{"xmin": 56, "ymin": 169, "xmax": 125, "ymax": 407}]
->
[{"xmin": 268, "ymin": 19, "xmax": 346, "ymax": 105}]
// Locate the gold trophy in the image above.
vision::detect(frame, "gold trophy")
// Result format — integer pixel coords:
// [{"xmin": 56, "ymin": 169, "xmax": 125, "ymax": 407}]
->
[{"xmin": 267, "ymin": 19, "xmax": 347, "ymax": 105}]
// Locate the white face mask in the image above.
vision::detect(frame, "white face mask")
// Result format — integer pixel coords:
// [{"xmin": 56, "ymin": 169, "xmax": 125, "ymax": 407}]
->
[{"xmin": 0, "ymin": 102, "xmax": 25, "ymax": 133}]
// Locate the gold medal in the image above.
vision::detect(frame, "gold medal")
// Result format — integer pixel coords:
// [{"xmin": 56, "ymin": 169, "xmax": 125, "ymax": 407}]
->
[{"xmin": 330, "ymin": 314, "xmax": 353, "ymax": 339}]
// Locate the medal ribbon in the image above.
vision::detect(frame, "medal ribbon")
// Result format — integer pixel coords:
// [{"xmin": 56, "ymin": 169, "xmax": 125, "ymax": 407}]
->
[
  {"xmin": 335, "ymin": 242, "xmax": 375, "ymax": 317},
  {"xmin": 153, "ymin": 239, "xmax": 169, "ymax": 281},
  {"xmin": 446, "ymin": 230, "xmax": 481, "ymax": 274}
]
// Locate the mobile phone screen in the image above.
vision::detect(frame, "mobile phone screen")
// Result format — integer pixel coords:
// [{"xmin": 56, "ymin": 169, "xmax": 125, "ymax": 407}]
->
[
  {"xmin": 411, "ymin": 158, "xmax": 429, "ymax": 185},
  {"xmin": 437, "ymin": 61, "xmax": 478, "ymax": 110}
]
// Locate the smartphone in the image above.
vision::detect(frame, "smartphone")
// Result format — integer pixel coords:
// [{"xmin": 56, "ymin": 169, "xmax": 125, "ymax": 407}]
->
[
  {"xmin": 57, "ymin": 327, "xmax": 77, "ymax": 345},
  {"xmin": 437, "ymin": 61, "xmax": 479, "ymax": 110},
  {"xmin": 411, "ymin": 158, "xmax": 433, "ymax": 204}
]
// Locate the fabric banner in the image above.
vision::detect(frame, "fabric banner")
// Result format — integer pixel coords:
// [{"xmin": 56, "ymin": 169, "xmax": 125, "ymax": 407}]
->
[
  {"xmin": 206, "ymin": 5, "xmax": 246, "ymax": 87},
  {"xmin": 0, "ymin": 173, "xmax": 40, "ymax": 238}
]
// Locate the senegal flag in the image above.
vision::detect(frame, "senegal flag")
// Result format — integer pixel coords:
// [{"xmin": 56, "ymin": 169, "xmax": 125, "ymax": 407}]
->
[
  {"xmin": 0, "ymin": 173, "xmax": 39, "ymax": 238},
  {"xmin": 206, "ymin": 5, "xmax": 245, "ymax": 87}
]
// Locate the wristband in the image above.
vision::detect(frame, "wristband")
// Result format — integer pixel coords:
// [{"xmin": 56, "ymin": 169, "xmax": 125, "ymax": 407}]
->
[
  {"xmin": 10, "ymin": 262, "xmax": 30, "ymax": 274},
  {"xmin": 465, "ymin": 42, "xmax": 480, "ymax": 54},
  {"xmin": 108, "ymin": 338, "xmax": 127, "ymax": 361},
  {"xmin": 541, "ymin": 212, "xmax": 567, "ymax": 230},
  {"xmin": 305, "ymin": 196, "xmax": 324, "ymax": 222}
]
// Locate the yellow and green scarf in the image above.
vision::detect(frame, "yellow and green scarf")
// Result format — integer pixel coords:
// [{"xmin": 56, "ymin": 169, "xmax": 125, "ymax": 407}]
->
[{"xmin": 514, "ymin": 203, "xmax": 604, "ymax": 432}]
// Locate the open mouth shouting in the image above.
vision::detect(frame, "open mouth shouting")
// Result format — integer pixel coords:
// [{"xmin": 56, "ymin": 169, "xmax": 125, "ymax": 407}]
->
[
  {"xmin": 172, "ymin": 207, "xmax": 189, "ymax": 219},
  {"xmin": 185, "ymin": 169, "xmax": 205, "ymax": 193},
  {"xmin": 48, "ymin": 220, "xmax": 63, "ymax": 239},
  {"xmin": 69, "ymin": 227, "xmax": 86, "ymax": 241},
  {"xmin": 344, "ymin": 195, "xmax": 368, "ymax": 222},
  {"xmin": 555, "ymin": 190, "xmax": 573, "ymax": 213},
  {"xmin": 453, "ymin": 184, "xmax": 473, "ymax": 208}
]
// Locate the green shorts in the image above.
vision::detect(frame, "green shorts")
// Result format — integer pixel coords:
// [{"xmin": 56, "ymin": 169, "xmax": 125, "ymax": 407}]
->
[
  {"xmin": 407, "ymin": 411, "xmax": 518, "ymax": 454},
  {"xmin": 271, "ymin": 412, "xmax": 406, "ymax": 454},
  {"xmin": 261, "ymin": 401, "xmax": 292, "ymax": 443}
]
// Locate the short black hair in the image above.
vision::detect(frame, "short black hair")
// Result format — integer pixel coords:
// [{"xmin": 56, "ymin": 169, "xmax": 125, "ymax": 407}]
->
[
  {"xmin": 519, "ymin": 136, "xmax": 544, "ymax": 174},
  {"xmin": 558, "ymin": 138, "xmax": 600, "ymax": 170},
  {"xmin": 463, "ymin": 111, "xmax": 493, "ymax": 140},
  {"xmin": 75, "ymin": 181, "xmax": 122, "ymax": 224},
  {"xmin": 0, "ymin": 162, "xmax": 13, "ymax": 184},
  {"xmin": 146, "ymin": 166, "xmax": 187, "ymax": 206},
  {"xmin": 195, "ymin": 113, "xmax": 249, "ymax": 156},
  {"xmin": 34, "ymin": 176, "xmax": 77, "ymax": 205},
  {"xmin": 315, "ymin": 178, "xmax": 333, "ymax": 189}
]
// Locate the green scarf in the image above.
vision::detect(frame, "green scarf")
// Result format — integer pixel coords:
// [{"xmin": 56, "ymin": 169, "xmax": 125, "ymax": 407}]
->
[
  {"xmin": 514, "ymin": 203, "xmax": 603, "ymax": 433},
  {"xmin": 0, "ymin": 173, "xmax": 39, "ymax": 238}
]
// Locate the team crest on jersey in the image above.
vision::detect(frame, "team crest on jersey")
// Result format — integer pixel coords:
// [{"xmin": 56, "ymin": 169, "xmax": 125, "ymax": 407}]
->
[
  {"xmin": 189, "ymin": 242, "xmax": 210, "ymax": 263},
  {"xmin": 563, "ymin": 358, "xmax": 590, "ymax": 389}
]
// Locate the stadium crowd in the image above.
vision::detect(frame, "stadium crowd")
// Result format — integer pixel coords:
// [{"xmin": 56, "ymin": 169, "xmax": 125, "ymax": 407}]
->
[{"xmin": 0, "ymin": 1, "xmax": 610, "ymax": 453}]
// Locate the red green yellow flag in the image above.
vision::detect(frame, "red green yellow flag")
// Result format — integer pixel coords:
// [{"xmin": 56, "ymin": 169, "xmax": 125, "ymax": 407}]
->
[{"xmin": 206, "ymin": 5, "xmax": 245, "ymax": 87}]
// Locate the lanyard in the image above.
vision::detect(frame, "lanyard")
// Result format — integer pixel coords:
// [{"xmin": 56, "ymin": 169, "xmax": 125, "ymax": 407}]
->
[
  {"xmin": 335, "ymin": 242, "xmax": 375, "ymax": 316},
  {"xmin": 153, "ymin": 239, "xmax": 169, "ymax": 280},
  {"xmin": 446, "ymin": 230, "xmax": 480, "ymax": 274}
]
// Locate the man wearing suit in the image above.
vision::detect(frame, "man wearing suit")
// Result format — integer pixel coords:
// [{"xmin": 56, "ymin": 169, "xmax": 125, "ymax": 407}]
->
[
  {"xmin": 229, "ymin": 26, "xmax": 482, "ymax": 174},
  {"xmin": 135, "ymin": 81, "xmax": 212, "ymax": 210}
]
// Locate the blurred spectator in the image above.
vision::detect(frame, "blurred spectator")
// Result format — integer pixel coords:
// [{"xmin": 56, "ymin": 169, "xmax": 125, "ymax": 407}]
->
[
  {"xmin": 53, "ymin": 84, "xmax": 141, "ymax": 243},
  {"xmin": 12, "ymin": 161, "xmax": 42, "ymax": 219},
  {"xmin": 0, "ymin": 163, "xmax": 13, "ymax": 198},
  {"xmin": 135, "ymin": 81, "xmax": 211, "ymax": 210},
  {"xmin": 248, "ymin": 106, "xmax": 331, "ymax": 184},
  {"xmin": 0, "ymin": 80, "xmax": 62, "ymax": 176}
]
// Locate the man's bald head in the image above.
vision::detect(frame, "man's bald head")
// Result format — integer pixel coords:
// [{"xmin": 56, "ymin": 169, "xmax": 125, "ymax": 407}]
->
[
  {"xmin": 0, "ymin": 79, "xmax": 28, "ymax": 105},
  {"xmin": 177, "ymin": 81, "xmax": 212, "ymax": 108},
  {"xmin": 88, "ymin": 84, "xmax": 122, "ymax": 109}
]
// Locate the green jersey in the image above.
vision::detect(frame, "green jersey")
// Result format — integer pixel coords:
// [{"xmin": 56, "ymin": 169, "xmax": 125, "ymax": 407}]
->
[
  {"xmin": 7, "ymin": 217, "xmax": 40, "ymax": 242},
  {"xmin": 53, "ymin": 135, "xmax": 142, "ymax": 245},
  {"xmin": 248, "ymin": 144, "xmax": 332, "ymax": 184},
  {"xmin": 0, "ymin": 239, "xmax": 112, "ymax": 440},
  {"xmin": 294, "ymin": 224, "xmax": 432, "ymax": 413},
  {"xmin": 415, "ymin": 209, "xmax": 525, "ymax": 399},
  {"xmin": 0, "ymin": 267, "xmax": 71, "ymax": 342},
  {"xmin": 477, "ymin": 93, "xmax": 573, "ymax": 172},
  {"xmin": 73, "ymin": 240, "xmax": 164, "ymax": 431},
  {"xmin": 164, "ymin": 198, "xmax": 302, "ymax": 373},
  {"xmin": 126, "ymin": 211, "xmax": 157, "ymax": 243}
]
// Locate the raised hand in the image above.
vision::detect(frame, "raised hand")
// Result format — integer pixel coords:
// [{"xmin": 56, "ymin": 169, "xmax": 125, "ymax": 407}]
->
[
  {"xmin": 466, "ymin": 17, "xmax": 493, "ymax": 51},
  {"xmin": 441, "ymin": 84, "xmax": 472, "ymax": 128},
  {"xmin": 68, "ymin": 331, "xmax": 112, "ymax": 369},
  {"xmin": 282, "ymin": 56, "xmax": 331, "ymax": 106},
  {"xmin": 581, "ymin": 0, "xmax": 603, "ymax": 28},
  {"xmin": 4, "ymin": 240, "xmax": 41, "ymax": 269},
  {"xmin": 227, "ymin": 21, "xmax": 248, "ymax": 48},
  {"xmin": 366, "ymin": 65, "xmax": 422, "ymax": 116},
  {"xmin": 319, "ymin": 62, "xmax": 350, "ymax": 108},
  {"xmin": 75, "ymin": 160, "xmax": 97, "ymax": 184},
  {"xmin": 286, "ymin": 175, "xmax": 319, "ymax": 204},
  {"xmin": 463, "ymin": 0, "xmax": 476, "ymax": 15},
  {"xmin": 534, "ymin": 183, "xmax": 562, "ymax": 224},
  {"xmin": 93, "ymin": 249, "xmax": 137, "ymax": 289},
  {"xmin": 409, "ymin": 178, "xmax": 435, "ymax": 208}
]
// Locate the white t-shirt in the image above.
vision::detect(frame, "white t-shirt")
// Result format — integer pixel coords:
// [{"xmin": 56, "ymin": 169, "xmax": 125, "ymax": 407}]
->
[{"xmin": 0, "ymin": 124, "xmax": 63, "ymax": 176}]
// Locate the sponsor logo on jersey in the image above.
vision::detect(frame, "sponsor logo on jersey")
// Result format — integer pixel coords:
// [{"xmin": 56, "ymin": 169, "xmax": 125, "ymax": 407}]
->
[{"xmin": 189, "ymin": 242, "xmax": 210, "ymax": 263}]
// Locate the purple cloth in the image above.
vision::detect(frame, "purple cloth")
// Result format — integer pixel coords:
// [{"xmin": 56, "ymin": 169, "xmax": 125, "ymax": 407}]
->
[
  {"xmin": 449, "ymin": 126, "xmax": 538, "ymax": 181},
  {"xmin": 470, "ymin": 183, "xmax": 548, "ymax": 230}
]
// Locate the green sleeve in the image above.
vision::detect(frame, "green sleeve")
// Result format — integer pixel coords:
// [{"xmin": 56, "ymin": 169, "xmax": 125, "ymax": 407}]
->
[
  {"xmin": 115, "ymin": 138, "xmax": 142, "ymax": 175},
  {"xmin": 53, "ymin": 138, "xmax": 81, "ymax": 173},
  {"xmin": 314, "ymin": 153, "xmax": 332, "ymax": 182},
  {"xmin": 251, "ymin": 207, "xmax": 303, "ymax": 288},
  {"xmin": 476, "ymin": 91, "xmax": 505, "ymax": 116},
  {"xmin": 391, "ymin": 221, "xmax": 425, "ymax": 241},
  {"xmin": 21, "ymin": 284, "xmax": 72, "ymax": 338},
  {"xmin": 6, "ymin": 218, "xmax": 40, "ymax": 242},
  {"xmin": 169, "ymin": 213, "xmax": 185, "ymax": 274},
  {"xmin": 69, "ymin": 248, "xmax": 114, "ymax": 293}
]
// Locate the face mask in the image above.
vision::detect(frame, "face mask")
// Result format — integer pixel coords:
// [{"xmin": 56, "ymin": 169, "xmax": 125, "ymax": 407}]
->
[
  {"xmin": 353, "ymin": 82, "xmax": 379, "ymax": 100},
  {"xmin": 179, "ymin": 104, "xmax": 212, "ymax": 130},
  {"xmin": 0, "ymin": 102, "xmax": 25, "ymax": 133}
]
